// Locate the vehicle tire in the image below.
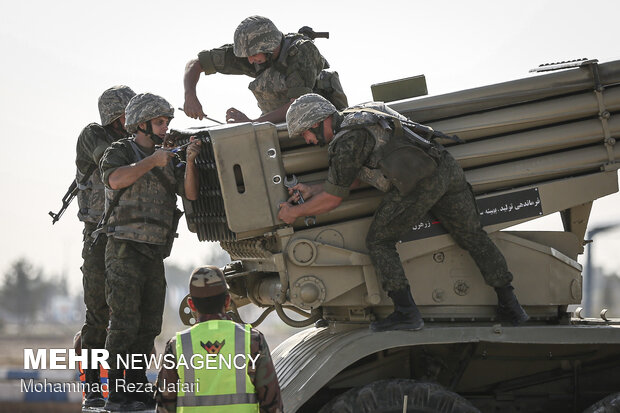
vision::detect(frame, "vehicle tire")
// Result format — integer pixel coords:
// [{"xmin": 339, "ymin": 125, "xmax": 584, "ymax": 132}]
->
[
  {"xmin": 583, "ymin": 392, "xmax": 620, "ymax": 413},
  {"xmin": 318, "ymin": 379, "xmax": 480, "ymax": 413}
]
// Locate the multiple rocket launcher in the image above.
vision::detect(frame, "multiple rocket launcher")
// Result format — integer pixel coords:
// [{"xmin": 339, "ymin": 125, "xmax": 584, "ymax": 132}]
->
[{"xmin": 173, "ymin": 60, "xmax": 620, "ymax": 324}]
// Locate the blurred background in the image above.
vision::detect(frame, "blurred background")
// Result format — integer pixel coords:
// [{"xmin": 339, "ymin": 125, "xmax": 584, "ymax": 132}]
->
[{"xmin": 1, "ymin": 0, "xmax": 619, "ymax": 410}]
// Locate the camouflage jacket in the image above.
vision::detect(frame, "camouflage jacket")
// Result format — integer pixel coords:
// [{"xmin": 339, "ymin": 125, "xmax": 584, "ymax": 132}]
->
[
  {"xmin": 325, "ymin": 104, "xmax": 440, "ymax": 198},
  {"xmin": 324, "ymin": 125, "xmax": 376, "ymax": 199},
  {"xmin": 75, "ymin": 123, "xmax": 126, "ymax": 224},
  {"xmin": 99, "ymin": 139, "xmax": 186, "ymax": 246},
  {"xmin": 155, "ymin": 313, "xmax": 283, "ymax": 413},
  {"xmin": 198, "ymin": 33, "xmax": 326, "ymax": 114}
]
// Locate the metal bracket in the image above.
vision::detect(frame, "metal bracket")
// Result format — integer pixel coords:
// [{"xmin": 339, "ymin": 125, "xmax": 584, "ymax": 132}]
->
[
  {"xmin": 529, "ymin": 58, "xmax": 598, "ymax": 73},
  {"xmin": 588, "ymin": 62, "xmax": 616, "ymax": 166}
]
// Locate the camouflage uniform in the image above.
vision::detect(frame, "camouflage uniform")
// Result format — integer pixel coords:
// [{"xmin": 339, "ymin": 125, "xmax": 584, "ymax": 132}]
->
[
  {"xmin": 76, "ymin": 123, "xmax": 127, "ymax": 351},
  {"xmin": 99, "ymin": 138, "xmax": 186, "ymax": 368},
  {"xmin": 324, "ymin": 111, "xmax": 514, "ymax": 293},
  {"xmin": 198, "ymin": 19, "xmax": 347, "ymax": 114}
]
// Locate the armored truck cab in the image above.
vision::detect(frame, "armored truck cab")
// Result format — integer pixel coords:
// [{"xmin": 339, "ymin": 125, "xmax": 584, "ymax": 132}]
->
[{"xmin": 172, "ymin": 59, "xmax": 620, "ymax": 412}]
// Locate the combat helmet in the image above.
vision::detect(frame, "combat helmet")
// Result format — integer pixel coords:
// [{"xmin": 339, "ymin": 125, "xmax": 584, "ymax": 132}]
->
[
  {"xmin": 286, "ymin": 93, "xmax": 337, "ymax": 138},
  {"xmin": 98, "ymin": 85, "xmax": 136, "ymax": 126},
  {"xmin": 124, "ymin": 93, "xmax": 174, "ymax": 134},
  {"xmin": 233, "ymin": 16, "xmax": 283, "ymax": 58}
]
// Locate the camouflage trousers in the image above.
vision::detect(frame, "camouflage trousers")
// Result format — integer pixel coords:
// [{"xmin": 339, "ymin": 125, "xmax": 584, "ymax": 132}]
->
[
  {"xmin": 366, "ymin": 151, "xmax": 513, "ymax": 293},
  {"xmin": 104, "ymin": 238, "xmax": 166, "ymax": 369},
  {"xmin": 80, "ymin": 223, "xmax": 109, "ymax": 350}
]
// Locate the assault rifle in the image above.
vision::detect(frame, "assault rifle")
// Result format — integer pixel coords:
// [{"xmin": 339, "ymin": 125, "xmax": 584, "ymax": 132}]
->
[
  {"xmin": 48, "ymin": 181, "xmax": 78, "ymax": 224},
  {"xmin": 298, "ymin": 26, "xmax": 329, "ymax": 40},
  {"xmin": 401, "ymin": 119, "xmax": 464, "ymax": 144},
  {"xmin": 49, "ymin": 165, "xmax": 96, "ymax": 224}
]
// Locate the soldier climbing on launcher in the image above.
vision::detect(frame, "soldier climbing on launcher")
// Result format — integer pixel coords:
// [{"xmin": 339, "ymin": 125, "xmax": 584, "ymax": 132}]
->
[
  {"xmin": 183, "ymin": 15, "xmax": 347, "ymax": 124},
  {"xmin": 278, "ymin": 93, "xmax": 530, "ymax": 332}
]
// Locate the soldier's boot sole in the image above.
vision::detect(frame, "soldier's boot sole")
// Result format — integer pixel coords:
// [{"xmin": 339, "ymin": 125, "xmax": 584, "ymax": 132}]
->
[
  {"xmin": 83, "ymin": 392, "xmax": 106, "ymax": 408},
  {"xmin": 370, "ymin": 311, "xmax": 425, "ymax": 332}
]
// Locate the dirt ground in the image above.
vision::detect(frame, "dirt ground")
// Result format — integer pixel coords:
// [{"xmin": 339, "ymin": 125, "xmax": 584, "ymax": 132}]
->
[{"xmin": 0, "ymin": 402, "xmax": 81, "ymax": 413}]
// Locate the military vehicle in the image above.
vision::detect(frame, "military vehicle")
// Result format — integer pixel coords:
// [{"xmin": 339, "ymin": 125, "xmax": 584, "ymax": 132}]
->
[{"xmin": 173, "ymin": 58, "xmax": 620, "ymax": 412}]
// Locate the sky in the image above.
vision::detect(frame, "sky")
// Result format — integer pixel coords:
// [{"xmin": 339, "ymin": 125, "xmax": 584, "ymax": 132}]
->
[{"xmin": 0, "ymin": 0, "xmax": 619, "ymax": 296}]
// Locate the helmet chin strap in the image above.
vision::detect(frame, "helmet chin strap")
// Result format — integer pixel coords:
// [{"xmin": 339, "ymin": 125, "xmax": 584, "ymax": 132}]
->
[
  {"xmin": 310, "ymin": 120, "xmax": 332, "ymax": 147},
  {"xmin": 111, "ymin": 118, "xmax": 129, "ymax": 137},
  {"xmin": 138, "ymin": 121, "xmax": 163, "ymax": 145}
]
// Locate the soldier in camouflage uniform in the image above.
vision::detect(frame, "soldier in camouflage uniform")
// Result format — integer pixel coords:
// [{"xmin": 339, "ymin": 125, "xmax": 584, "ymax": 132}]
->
[
  {"xmin": 98, "ymin": 93, "xmax": 201, "ymax": 411},
  {"xmin": 155, "ymin": 266, "xmax": 283, "ymax": 413},
  {"xmin": 74, "ymin": 85, "xmax": 135, "ymax": 409},
  {"xmin": 279, "ymin": 93, "xmax": 529, "ymax": 332},
  {"xmin": 183, "ymin": 15, "xmax": 347, "ymax": 124}
]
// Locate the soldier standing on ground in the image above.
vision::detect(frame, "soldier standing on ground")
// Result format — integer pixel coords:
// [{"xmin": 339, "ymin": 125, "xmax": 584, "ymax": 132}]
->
[
  {"xmin": 98, "ymin": 93, "xmax": 201, "ymax": 411},
  {"xmin": 155, "ymin": 266, "xmax": 283, "ymax": 413},
  {"xmin": 75, "ymin": 85, "xmax": 135, "ymax": 409},
  {"xmin": 279, "ymin": 93, "xmax": 530, "ymax": 332},
  {"xmin": 183, "ymin": 15, "xmax": 347, "ymax": 124}
]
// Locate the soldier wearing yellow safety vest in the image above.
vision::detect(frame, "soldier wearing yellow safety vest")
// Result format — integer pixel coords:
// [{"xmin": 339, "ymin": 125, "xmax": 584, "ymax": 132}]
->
[{"xmin": 156, "ymin": 266, "xmax": 283, "ymax": 412}]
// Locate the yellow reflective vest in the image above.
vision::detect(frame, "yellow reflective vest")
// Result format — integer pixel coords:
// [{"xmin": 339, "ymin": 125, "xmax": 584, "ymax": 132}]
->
[{"xmin": 176, "ymin": 320, "xmax": 259, "ymax": 413}]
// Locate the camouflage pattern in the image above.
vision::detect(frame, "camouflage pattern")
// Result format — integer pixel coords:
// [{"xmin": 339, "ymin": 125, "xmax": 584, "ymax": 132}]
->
[
  {"xmin": 286, "ymin": 93, "xmax": 336, "ymax": 138},
  {"xmin": 155, "ymin": 313, "xmax": 283, "ymax": 413},
  {"xmin": 103, "ymin": 139, "xmax": 178, "ymax": 245},
  {"xmin": 124, "ymin": 93, "xmax": 174, "ymax": 134},
  {"xmin": 324, "ymin": 119, "xmax": 513, "ymax": 293},
  {"xmin": 189, "ymin": 266, "xmax": 228, "ymax": 298},
  {"xmin": 233, "ymin": 16, "xmax": 283, "ymax": 58},
  {"xmin": 99, "ymin": 138, "xmax": 185, "ymax": 371},
  {"xmin": 365, "ymin": 151, "xmax": 514, "ymax": 292},
  {"xmin": 315, "ymin": 70, "xmax": 349, "ymax": 110},
  {"xmin": 198, "ymin": 33, "xmax": 332, "ymax": 114},
  {"xmin": 104, "ymin": 238, "xmax": 166, "ymax": 369},
  {"xmin": 98, "ymin": 85, "xmax": 136, "ymax": 126},
  {"xmin": 76, "ymin": 115, "xmax": 129, "ymax": 352},
  {"xmin": 332, "ymin": 103, "xmax": 407, "ymax": 192},
  {"xmin": 248, "ymin": 66, "xmax": 289, "ymax": 114},
  {"xmin": 334, "ymin": 103, "xmax": 438, "ymax": 194},
  {"xmin": 80, "ymin": 222, "xmax": 109, "ymax": 351},
  {"xmin": 75, "ymin": 123, "xmax": 127, "ymax": 223}
]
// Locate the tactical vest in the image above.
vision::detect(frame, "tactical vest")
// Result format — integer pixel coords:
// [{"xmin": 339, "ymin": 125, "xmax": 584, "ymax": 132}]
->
[
  {"xmin": 176, "ymin": 320, "xmax": 258, "ymax": 413},
  {"xmin": 333, "ymin": 102, "xmax": 440, "ymax": 195},
  {"xmin": 76, "ymin": 166, "xmax": 105, "ymax": 224},
  {"xmin": 104, "ymin": 140, "xmax": 178, "ymax": 245},
  {"xmin": 249, "ymin": 34, "xmax": 349, "ymax": 113},
  {"xmin": 248, "ymin": 35, "xmax": 306, "ymax": 114}
]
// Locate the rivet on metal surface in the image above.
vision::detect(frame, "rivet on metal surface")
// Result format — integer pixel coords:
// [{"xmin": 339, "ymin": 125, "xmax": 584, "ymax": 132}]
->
[
  {"xmin": 575, "ymin": 307, "xmax": 584, "ymax": 319},
  {"xmin": 432, "ymin": 288, "xmax": 445, "ymax": 303},
  {"xmin": 266, "ymin": 148, "xmax": 277, "ymax": 158},
  {"xmin": 601, "ymin": 308, "xmax": 609, "ymax": 321},
  {"xmin": 272, "ymin": 175, "xmax": 281, "ymax": 184},
  {"xmin": 433, "ymin": 252, "xmax": 445, "ymax": 263},
  {"xmin": 453, "ymin": 280, "xmax": 470, "ymax": 296}
]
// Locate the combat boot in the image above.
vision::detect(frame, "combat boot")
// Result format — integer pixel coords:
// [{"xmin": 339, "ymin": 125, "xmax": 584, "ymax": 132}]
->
[
  {"xmin": 82, "ymin": 366, "xmax": 105, "ymax": 408},
  {"xmin": 495, "ymin": 284, "xmax": 529, "ymax": 325},
  {"xmin": 104, "ymin": 369, "xmax": 147, "ymax": 412},
  {"xmin": 125, "ymin": 367, "xmax": 155, "ymax": 409},
  {"xmin": 370, "ymin": 288, "xmax": 424, "ymax": 332}
]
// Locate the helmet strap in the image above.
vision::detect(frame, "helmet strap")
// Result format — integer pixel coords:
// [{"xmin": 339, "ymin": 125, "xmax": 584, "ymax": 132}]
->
[
  {"xmin": 110, "ymin": 118, "xmax": 128, "ymax": 137},
  {"xmin": 138, "ymin": 120, "xmax": 164, "ymax": 145},
  {"xmin": 310, "ymin": 120, "xmax": 328, "ymax": 147}
]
